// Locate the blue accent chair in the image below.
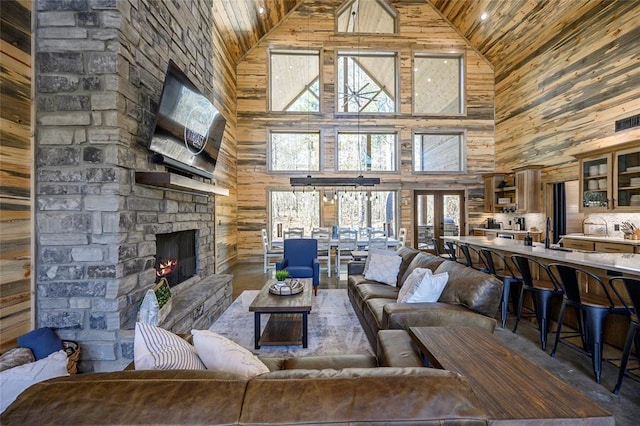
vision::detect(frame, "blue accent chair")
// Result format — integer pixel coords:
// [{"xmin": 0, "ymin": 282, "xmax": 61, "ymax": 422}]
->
[{"xmin": 276, "ymin": 238, "xmax": 320, "ymax": 295}]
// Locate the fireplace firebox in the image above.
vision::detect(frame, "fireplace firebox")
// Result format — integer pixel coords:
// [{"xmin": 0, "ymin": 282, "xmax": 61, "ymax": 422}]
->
[{"xmin": 155, "ymin": 230, "xmax": 197, "ymax": 287}]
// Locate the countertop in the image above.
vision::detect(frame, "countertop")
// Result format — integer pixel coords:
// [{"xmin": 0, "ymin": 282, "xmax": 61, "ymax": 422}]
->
[
  {"xmin": 560, "ymin": 233, "xmax": 640, "ymax": 246},
  {"xmin": 473, "ymin": 228, "xmax": 543, "ymax": 234},
  {"xmin": 444, "ymin": 236, "xmax": 640, "ymax": 276}
]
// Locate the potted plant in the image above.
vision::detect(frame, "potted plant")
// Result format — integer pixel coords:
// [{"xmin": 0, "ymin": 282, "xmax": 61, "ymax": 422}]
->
[
  {"xmin": 275, "ymin": 269, "xmax": 289, "ymax": 285},
  {"xmin": 153, "ymin": 278, "xmax": 172, "ymax": 322}
]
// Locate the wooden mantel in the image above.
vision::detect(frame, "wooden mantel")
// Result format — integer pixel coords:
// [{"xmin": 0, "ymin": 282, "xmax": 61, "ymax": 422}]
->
[{"xmin": 135, "ymin": 172, "xmax": 229, "ymax": 196}]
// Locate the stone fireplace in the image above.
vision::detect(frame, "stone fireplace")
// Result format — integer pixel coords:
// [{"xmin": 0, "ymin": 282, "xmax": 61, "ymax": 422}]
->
[{"xmin": 34, "ymin": 0, "xmax": 232, "ymax": 372}]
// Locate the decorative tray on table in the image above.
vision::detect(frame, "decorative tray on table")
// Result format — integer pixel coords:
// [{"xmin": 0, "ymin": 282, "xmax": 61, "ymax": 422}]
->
[{"xmin": 269, "ymin": 279, "xmax": 304, "ymax": 296}]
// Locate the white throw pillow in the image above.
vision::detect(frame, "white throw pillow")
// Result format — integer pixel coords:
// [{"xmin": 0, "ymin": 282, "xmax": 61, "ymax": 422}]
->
[
  {"xmin": 134, "ymin": 322, "xmax": 205, "ymax": 370},
  {"xmin": 0, "ymin": 349, "xmax": 68, "ymax": 413},
  {"xmin": 363, "ymin": 248, "xmax": 398, "ymax": 275},
  {"xmin": 405, "ymin": 271, "xmax": 449, "ymax": 303},
  {"xmin": 397, "ymin": 268, "xmax": 430, "ymax": 302},
  {"xmin": 364, "ymin": 252, "xmax": 402, "ymax": 286},
  {"xmin": 191, "ymin": 330, "xmax": 269, "ymax": 378}
]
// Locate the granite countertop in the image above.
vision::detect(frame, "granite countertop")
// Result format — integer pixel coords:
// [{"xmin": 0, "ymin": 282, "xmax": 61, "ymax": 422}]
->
[
  {"xmin": 560, "ymin": 233, "xmax": 640, "ymax": 246},
  {"xmin": 474, "ymin": 228, "xmax": 543, "ymax": 234},
  {"xmin": 445, "ymin": 236, "xmax": 640, "ymax": 276}
]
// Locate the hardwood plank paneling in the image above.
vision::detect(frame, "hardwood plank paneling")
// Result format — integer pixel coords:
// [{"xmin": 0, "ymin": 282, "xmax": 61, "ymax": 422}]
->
[
  {"xmin": 1, "ymin": 0, "xmax": 31, "ymax": 351},
  {"xmin": 236, "ymin": 0, "xmax": 495, "ymax": 261}
]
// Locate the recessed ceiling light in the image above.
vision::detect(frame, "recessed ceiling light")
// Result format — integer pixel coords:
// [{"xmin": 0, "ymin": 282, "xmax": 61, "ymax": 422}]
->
[
  {"xmin": 258, "ymin": 6, "xmax": 265, "ymax": 15},
  {"xmin": 480, "ymin": 12, "xmax": 488, "ymax": 21}
]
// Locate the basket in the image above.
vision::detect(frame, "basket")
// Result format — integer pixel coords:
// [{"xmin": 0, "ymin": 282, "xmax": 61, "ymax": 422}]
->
[{"xmin": 62, "ymin": 340, "xmax": 80, "ymax": 374}]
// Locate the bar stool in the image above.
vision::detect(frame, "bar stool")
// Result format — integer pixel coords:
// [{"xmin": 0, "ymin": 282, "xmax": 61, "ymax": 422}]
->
[
  {"xmin": 480, "ymin": 248, "xmax": 523, "ymax": 328},
  {"xmin": 610, "ymin": 276, "xmax": 640, "ymax": 394},
  {"xmin": 444, "ymin": 241, "xmax": 465, "ymax": 264},
  {"xmin": 511, "ymin": 255, "xmax": 564, "ymax": 350},
  {"xmin": 431, "ymin": 238, "xmax": 451, "ymax": 260},
  {"xmin": 549, "ymin": 264, "xmax": 628, "ymax": 384},
  {"xmin": 459, "ymin": 244, "xmax": 488, "ymax": 272}
]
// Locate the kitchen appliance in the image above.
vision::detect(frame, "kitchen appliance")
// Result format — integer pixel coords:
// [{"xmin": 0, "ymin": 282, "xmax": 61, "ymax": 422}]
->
[
  {"xmin": 487, "ymin": 218, "xmax": 501, "ymax": 229},
  {"xmin": 514, "ymin": 217, "xmax": 526, "ymax": 231}
]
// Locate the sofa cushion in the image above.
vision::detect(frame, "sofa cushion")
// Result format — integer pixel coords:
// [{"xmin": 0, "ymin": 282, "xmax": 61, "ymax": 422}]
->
[
  {"xmin": 435, "ymin": 261, "xmax": 503, "ymax": 317},
  {"xmin": 0, "ymin": 349, "xmax": 68, "ymax": 413},
  {"xmin": 1, "ymin": 370, "xmax": 248, "ymax": 425},
  {"xmin": 377, "ymin": 330, "xmax": 423, "ymax": 368},
  {"xmin": 396, "ymin": 267, "xmax": 430, "ymax": 302},
  {"xmin": 192, "ymin": 330, "xmax": 269, "ymax": 378},
  {"xmin": 241, "ymin": 368, "xmax": 487, "ymax": 425},
  {"xmin": 354, "ymin": 283, "xmax": 400, "ymax": 312},
  {"xmin": 398, "ymin": 252, "xmax": 445, "ymax": 287},
  {"xmin": 17, "ymin": 327, "xmax": 63, "ymax": 361},
  {"xmin": 134, "ymin": 322, "xmax": 205, "ymax": 370},
  {"xmin": 404, "ymin": 270, "xmax": 449, "ymax": 303},
  {"xmin": 395, "ymin": 246, "xmax": 421, "ymax": 285},
  {"xmin": 364, "ymin": 251, "xmax": 402, "ymax": 286},
  {"xmin": 383, "ymin": 302, "xmax": 497, "ymax": 333},
  {"xmin": 0, "ymin": 348, "xmax": 35, "ymax": 372},
  {"xmin": 362, "ymin": 298, "xmax": 390, "ymax": 334}
]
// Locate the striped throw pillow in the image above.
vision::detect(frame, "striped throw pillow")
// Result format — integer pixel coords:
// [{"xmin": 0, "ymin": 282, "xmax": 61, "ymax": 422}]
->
[{"xmin": 134, "ymin": 322, "xmax": 205, "ymax": 370}]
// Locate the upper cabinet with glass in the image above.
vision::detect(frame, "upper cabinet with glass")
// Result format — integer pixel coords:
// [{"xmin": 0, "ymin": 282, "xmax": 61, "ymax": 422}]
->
[
  {"xmin": 615, "ymin": 146, "xmax": 640, "ymax": 210},
  {"xmin": 575, "ymin": 141, "xmax": 640, "ymax": 212},
  {"xmin": 336, "ymin": 0, "xmax": 397, "ymax": 34}
]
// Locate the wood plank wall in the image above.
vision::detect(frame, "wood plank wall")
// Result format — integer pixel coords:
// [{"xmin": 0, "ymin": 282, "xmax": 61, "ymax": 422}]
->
[
  {"xmin": 493, "ymin": 1, "xmax": 640, "ymax": 183},
  {"xmin": 235, "ymin": 0, "xmax": 496, "ymax": 261},
  {"xmin": 211, "ymin": 16, "xmax": 239, "ymax": 273},
  {"xmin": 0, "ymin": 0, "xmax": 32, "ymax": 351}
]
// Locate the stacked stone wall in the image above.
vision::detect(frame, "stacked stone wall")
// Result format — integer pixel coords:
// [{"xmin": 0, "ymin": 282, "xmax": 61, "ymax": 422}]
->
[{"xmin": 35, "ymin": 0, "xmax": 217, "ymax": 372}]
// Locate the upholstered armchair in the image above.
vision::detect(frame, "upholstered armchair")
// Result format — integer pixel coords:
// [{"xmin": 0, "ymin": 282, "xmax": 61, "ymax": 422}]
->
[{"xmin": 276, "ymin": 238, "xmax": 320, "ymax": 295}]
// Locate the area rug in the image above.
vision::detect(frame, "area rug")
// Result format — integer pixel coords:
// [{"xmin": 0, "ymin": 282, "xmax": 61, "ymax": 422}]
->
[{"xmin": 209, "ymin": 289, "xmax": 374, "ymax": 357}]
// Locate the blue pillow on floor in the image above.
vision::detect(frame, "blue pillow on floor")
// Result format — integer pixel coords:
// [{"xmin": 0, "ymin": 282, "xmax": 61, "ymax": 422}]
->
[{"xmin": 17, "ymin": 327, "xmax": 63, "ymax": 360}]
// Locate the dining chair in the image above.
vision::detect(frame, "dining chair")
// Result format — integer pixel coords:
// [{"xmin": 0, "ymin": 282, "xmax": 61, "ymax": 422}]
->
[
  {"xmin": 336, "ymin": 229, "xmax": 358, "ymax": 274},
  {"xmin": 311, "ymin": 228, "xmax": 332, "ymax": 278},
  {"xmin": 262, "ymin": 232, "xmax": 283, "ymax": 273},
  {"xmin": 548, "ymin": 264, "xmax": 628, "ymax": 383},
  {"xmin": 283, "ymin": 228, "xmax": 304, "ymax": 239},
  {"xmin": 459, "ymin": 244, "xmax": 488, "ymax": 272},
  {"xmin": 609, "ymin": 276, "xmax": 640, "ymax": 394},
  {"xmin": 480, "ymin": 248, "xmax": 523, "ymax": 328},
  {"xmin": 511, "ymin": 255, "xmax": 564, "ymax": 350},
  {"xmin": 367, "ymin": 234, "xmax": 388, "ymax": 251}
]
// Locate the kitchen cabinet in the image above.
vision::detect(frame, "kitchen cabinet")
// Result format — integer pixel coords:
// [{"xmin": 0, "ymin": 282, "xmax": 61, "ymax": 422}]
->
[
  {"xmin": 483, "ymin": 166, "xmax": 541, "ymax": 213},
  {"xmin": 576, "ymin": 141, "xmax": 640, "ymax": 212},
  {"xmin": 594, "ymin": 242, "xmax": 635, "ymax": 253},
  {"xmin": 561, "ymin": 238, "xmax": 595, "ymax": 251}
]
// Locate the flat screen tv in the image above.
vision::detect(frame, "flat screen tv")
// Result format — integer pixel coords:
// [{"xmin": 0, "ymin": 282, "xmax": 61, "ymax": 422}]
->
[{"xmin": 149, "ymin": 60, "xmax": 226, "ymax": 179}]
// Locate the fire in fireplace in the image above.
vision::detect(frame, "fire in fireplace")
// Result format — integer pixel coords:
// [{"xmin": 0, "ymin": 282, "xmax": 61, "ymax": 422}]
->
[{"xmin": 155, "ymin": 230, "xmax": 197, "ymax": 287}]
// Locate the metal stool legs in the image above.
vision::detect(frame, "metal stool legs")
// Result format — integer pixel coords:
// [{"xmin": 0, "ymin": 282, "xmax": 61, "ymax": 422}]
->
[{"xmin": 613, "ymin": 321, "xmax": 640, "ymax": 394}]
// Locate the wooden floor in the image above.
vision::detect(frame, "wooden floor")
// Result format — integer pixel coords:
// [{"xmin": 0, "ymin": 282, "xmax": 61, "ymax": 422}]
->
[{"xmin": 224, "ymin": 260, "xmax": 640, "ymax": 425}]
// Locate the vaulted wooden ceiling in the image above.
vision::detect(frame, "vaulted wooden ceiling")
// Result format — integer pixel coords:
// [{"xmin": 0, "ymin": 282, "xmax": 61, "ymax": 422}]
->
[{"xmin": 211, "ymin": 0, "xmax": 605, "ymax": 77}]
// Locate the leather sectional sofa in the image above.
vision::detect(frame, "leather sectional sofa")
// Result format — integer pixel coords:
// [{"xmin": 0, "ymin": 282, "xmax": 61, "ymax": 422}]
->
[
  {"xmin": 2, "ymin": 353, "xmax": 489, "ymax": 425},
  {"xmin": 348, "ymin": 246, "xmax": 504, "ymax": 348}
]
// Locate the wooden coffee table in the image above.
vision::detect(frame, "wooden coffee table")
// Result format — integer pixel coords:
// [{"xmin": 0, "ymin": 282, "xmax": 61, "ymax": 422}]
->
[
  {"xmin": 249, "ymin": 279, "xmax": 312, "ymax": 349},
  {"xmin": 408, "ymin": 327, "xmax": 614, "ymax": 425}
]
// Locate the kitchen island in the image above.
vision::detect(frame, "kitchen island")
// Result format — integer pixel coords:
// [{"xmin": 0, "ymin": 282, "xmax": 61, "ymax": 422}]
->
[{"xmin": 444, "ymin": 235, "xmax": 639, "ymax": 349}]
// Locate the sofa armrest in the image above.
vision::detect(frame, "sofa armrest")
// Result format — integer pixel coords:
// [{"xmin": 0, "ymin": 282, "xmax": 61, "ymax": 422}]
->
[
  {"xmin": 382, "ymin": 302, "xmax": 497, "ymax": 333},
  {"xmin": 347, "ymin": 261, "xmax": 366, "ymax": 276}
]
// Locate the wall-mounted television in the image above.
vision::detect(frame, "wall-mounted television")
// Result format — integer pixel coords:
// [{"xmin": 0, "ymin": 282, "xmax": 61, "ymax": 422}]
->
[{"xmin": 149, "ymin": 60, "xmax": 226, "ymax": 179}]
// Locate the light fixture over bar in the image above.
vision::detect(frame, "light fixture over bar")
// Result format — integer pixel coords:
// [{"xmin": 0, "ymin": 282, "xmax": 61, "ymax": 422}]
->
[{"xmin": 290, "ymin": 175, "xmax": 381, "ymax": 187}]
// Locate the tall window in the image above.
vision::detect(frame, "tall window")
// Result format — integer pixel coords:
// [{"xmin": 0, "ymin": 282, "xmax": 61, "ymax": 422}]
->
[
  {"xmin": 270, "ymin": 190, "xmax": 320, "ymax": 239},
  {"xmin": 270, "ymin": 50, "xmax": 320, "ymax": 112},
  {"xmin": 413, "ymin": 54, "xmax": 464, "ymax": 115},
  {"xmin": 337, "ymin": 52, "xmax": 396, "ymax": 113},
  {"xmin": 337, "ymin": 190, "xmax": 397, "ymax": 235},
  {"xmin": 413, "ymin": 132, "xmax": 465, "ymax": 173},
  {"xmin": 337, "ymin": 131, "xmax": 397, "ymax": 171},
  {"xmin": 269, "ymin": 131, "xmax": 320, "ymax": 171}
]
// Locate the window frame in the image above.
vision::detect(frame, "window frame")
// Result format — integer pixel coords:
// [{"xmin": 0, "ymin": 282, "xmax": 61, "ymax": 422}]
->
[
  {"xmin": 412, "ymin": 52, "xmax": 466, "ymax": 117},
  {"xmin": 335, "ymin": 0, "xmax": 399, "ymax": 34},
  {"xmin": 335, "ymin": 128, "xmax": 399, "ymax": 173},
  {"xmin": 268, "ymin": 48, "xmax": 322, "ymax": 113},
  {"xmin": 411, "ymin": 129, "xmax": 467, "ymax": 174},
  {"xmin": 268, "ymin": 189, "xmax": 322, "ymax": 241},
  {"xmin": 267, "ymin": 129, "xmax": 322, "ymax": 173},
  {"xmin": 336, "ymin": 189, "xmax": 399, "ymax": 237},
  {"xmin": 335, "ymin": 50, "xmax": 399, "ymax": 115}
]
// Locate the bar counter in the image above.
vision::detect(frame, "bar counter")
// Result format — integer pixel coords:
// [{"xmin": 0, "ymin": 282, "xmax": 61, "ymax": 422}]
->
[
  {"xmin": 444, "ymin": 235, "xmax": 638, "ymax": 349},
  {"xmin": 445, "ymin": 236, "xmax": 640, "ymax": 277}
]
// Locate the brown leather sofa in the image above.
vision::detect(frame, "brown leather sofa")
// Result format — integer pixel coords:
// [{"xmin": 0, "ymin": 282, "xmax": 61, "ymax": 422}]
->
[
  {"xmin": 2, "ymin": 354, "xmax": 489, "ymax": 425},
  {"xmin": 348, "ymin": 246, "xmax": 503, "ymax": 348}
]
